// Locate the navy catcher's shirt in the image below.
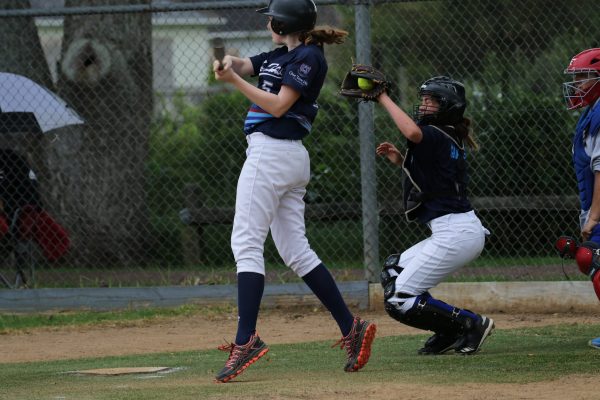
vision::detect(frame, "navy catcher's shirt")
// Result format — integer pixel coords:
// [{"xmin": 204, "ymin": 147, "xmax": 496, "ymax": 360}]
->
[
  {"xmin": 403, "ymin": 125, "xmax": 473, "ymax": 224},
  {"xmin": 244, "ymin": 43, "xmax": 327, "ymax": 140}
]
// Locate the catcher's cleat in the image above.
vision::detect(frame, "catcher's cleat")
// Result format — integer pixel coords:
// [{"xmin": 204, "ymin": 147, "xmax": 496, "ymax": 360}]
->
[
  {"xmin": 333, "ymin": 317, "xmax": 377, "ymax": 372},
  {"xmin": 418, "ymin": 332, "xmax": 462, "ymax": 355},
  {"xmin": 588, "ymin": 337, "xmax": 600, "ymax": 349},
  {"xmin": 455, "ymin": 315, "xmax": 495, "ymax": 355},
  {"xmin": 214, "ymin": 333, "xmax": 269, "ymax": 383}
]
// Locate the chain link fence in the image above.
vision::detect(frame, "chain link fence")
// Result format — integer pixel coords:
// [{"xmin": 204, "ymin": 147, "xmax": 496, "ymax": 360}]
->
[{"xmin": 0, "ymin": 0, "xmax": 597, "ymax": 289}]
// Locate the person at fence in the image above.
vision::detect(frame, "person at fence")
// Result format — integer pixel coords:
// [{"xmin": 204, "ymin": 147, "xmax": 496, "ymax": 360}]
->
[
  {"xmin": 211, "ymin": 0, "xmax": 376, "ymax": 383},
  {"xmin": 0, "ymin": 148, "xmax": 70, "ymax": 263},
  {"xmin": 373, "ymin": 75, "xmax": 494, "ymax": 355},
  {"xmin": 560, "ymin": 48, "xmax": 600, "ymax": 349}
]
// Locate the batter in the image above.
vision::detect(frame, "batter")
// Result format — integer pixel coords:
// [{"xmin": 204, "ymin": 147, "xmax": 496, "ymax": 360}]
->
[{"xmin": 212, "ymin": 0, "xmax": 376, "ymax": 383}]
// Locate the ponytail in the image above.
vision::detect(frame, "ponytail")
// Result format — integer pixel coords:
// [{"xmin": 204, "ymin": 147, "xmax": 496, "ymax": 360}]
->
[
  {"xmin": 300, "ymin": 25, "xmax": 348, "ymax": 46},
  {"xmin": 455, "ymin": 118, "xmax": 478, "ymax": 150}
]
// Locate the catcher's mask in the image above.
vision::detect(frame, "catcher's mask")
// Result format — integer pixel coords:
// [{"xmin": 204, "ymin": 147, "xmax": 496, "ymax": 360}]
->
[
  {"xmin": 413, "ymin": 76, "xmax": 466, "ymax": 125},
  {"xmin": 257, "ymin": 0, "xmax": 317, "ymax": 36},
  {"xmin": 563, "ymin": 48, "xmax": 600, "ymax": 110}
]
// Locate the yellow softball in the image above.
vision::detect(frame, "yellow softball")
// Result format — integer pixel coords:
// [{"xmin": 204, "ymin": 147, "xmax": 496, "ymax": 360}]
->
[{"xmin": 357, "ymin": 77, "xmax": 374, "ymax": 90}]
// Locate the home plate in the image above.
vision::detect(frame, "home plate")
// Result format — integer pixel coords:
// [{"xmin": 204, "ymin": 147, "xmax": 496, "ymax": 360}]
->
[{"xmin": 74, "ymin": 367, "xmax": 173, "ymax": 376}]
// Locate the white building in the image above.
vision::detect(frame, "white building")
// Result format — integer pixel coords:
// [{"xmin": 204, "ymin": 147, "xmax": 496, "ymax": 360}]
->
[
  {"xmin": 31, "ymin": 1, "xmax": 341, "ymax": 99},
  {"xmin": 35, "ymin": 12, "xmax": 272, "ymax": 97}
]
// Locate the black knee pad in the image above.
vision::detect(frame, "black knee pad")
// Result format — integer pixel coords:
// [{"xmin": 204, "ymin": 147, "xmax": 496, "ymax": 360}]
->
[
  {"xmin": 384, "ymin": 300, "xmax": 405, "ymax": 323},
  {"xmin": 384, "ymin": 292, "xmax": 431, "ymax": 331},
  {"xmin": 380, "ymin": 253, "xmax": 404, "ymax": 300}
]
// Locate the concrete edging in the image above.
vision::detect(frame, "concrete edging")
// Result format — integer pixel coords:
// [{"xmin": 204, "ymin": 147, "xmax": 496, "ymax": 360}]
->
[
  {"xmin": 0, "ymin": 281, "xmax": 369, "ymax": 313},
  {"xmin": 0, "ymin": 281, "xmax": 597, "ymax": 313},
  {"xmin": 369, "ymin": 281, "xmax": 600, "ymax": 313}
]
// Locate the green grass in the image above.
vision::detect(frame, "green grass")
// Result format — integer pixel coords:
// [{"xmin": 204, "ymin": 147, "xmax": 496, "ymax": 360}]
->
[
  {"xmin": 0, "ymin": 304, "xmax": 234, "ymax": 333},
  {"xmin": 1, "ymin": 323, "xmax": 600, "ymax": 399},
  {"xmin": 468, "ymin": 255, "xmax": 566, "ymax": 267}
]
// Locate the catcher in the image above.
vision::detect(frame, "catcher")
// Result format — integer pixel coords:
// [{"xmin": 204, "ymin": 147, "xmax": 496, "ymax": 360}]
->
[
  {"xmin": 554, "ymin": 48, "xmax": 600, "ymax": 349},
  {"xmin": 342, "ymin": 67, "xmax": 494, "ymax": 355}
]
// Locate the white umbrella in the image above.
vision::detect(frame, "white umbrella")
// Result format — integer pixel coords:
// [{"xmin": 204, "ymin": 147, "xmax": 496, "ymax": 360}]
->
[{"xmin": 0, "ymin": 72, "xmax": 84, "ymax": 134}]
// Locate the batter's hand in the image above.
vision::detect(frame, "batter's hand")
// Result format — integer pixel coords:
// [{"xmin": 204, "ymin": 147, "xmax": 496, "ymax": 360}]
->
[
  {"xmin": 213, "ymin": 56, "xmax": 235, "ymax": 83},
  {"xmin": 376, "ymin": 142, "xmax": 403, "ymax": 166}
]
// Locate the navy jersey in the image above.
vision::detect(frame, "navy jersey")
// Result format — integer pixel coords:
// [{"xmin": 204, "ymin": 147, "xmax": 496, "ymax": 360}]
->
[
  {"xmin": 403, "ymin": 125, "xmax": 472, "ymax": 224},
  {"xmin": 244, "ymin": 43, "xmax": 327, "ymax": 140}
]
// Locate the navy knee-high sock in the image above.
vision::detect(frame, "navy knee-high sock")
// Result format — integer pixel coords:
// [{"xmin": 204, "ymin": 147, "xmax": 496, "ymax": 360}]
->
[
  {"xmin": 235, "ymin": 272, "xmax": 264, "ymax": 345},
  {"xmin": 426, "ymin": 297, "xmax": 480, "ymax": 322},
  {"xmin": 302, "ymin": 263, "xmax": 354, "ymax": 336}
]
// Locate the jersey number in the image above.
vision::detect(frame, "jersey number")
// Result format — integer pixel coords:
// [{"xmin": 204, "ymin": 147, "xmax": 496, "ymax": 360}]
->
[{"xmin": 261, "ymin": 81, "xmax": 274, "ymax": 93}]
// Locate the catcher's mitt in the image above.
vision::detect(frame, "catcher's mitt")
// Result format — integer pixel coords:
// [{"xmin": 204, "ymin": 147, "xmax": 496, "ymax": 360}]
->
[{"xmin": 340, "ymin": 63, "xmax": 389, "ymax": 101}]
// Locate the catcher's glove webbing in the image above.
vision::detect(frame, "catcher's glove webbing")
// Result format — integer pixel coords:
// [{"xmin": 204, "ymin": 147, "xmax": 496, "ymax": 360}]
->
[{"xmin": 339, "ymin": 63, "xmax": 389, "ymax": 102}]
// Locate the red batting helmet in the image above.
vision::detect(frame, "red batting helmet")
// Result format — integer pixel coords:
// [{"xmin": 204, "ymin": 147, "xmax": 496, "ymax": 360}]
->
[{"xmin": 563, "ymin": 48, "xmax": 600, "ymax": 110}]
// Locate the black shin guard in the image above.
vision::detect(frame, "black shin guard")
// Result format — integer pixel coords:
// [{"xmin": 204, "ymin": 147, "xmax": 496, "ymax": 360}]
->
[{"xmin": 385, "ymin": 296, "xmax": 476, "ymax": 336}]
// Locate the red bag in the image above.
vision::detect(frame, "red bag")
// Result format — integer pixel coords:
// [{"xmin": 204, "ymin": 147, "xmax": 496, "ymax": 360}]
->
[
  {"xmin": 0, "ymin": 213, "xmax": 8, "ymax": 239},
  {"xmin": 19, "ymin": 206, "xmax": 70, "ymax": 261}
]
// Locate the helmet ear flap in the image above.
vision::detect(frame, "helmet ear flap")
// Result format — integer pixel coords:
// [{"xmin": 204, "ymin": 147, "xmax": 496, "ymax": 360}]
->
[
  {"xmin": 270, "ymin": 18, "xmax": 286, "ymax": 35},
  {"xmin": 443, "ymin": 101, "xmax": 466, "ymax": 124}
]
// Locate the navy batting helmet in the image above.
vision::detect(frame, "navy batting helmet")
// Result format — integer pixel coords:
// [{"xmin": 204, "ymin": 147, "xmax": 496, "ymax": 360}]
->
[
  {"xmin": 413, "ymin": 76, "xmax": 467, "ymax": 125},
  {"xmin": 257, "ymin": 0, "xmax": 317, "ymax": 36}
]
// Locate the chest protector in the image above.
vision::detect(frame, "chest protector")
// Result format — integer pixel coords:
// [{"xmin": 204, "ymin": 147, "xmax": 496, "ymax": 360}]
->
[
  {"xmin": 573, "ymin": 105, "xmax": 600, "ymax": 211},
  {"xmin": 402, "ymin": 126, "xmax": 467, "ymax": 221}
]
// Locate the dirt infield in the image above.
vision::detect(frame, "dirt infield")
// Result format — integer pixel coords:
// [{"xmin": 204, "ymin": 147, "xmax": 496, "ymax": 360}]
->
[
  {"xmin": 2, "ymin": 308, "xmax": 599, "ymax": 399},
  {"xmin": 2, "ymin": 308, "xmax": 599, "ymax": 364}
]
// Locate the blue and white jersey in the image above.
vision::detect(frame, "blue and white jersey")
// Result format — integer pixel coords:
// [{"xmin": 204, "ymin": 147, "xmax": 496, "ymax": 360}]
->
[
  {"xmin": 244, "ymin": 43, "xmax": 327, "ymax": 140},
  {"xmin": 572, "ymin": 99, "xmax": 600, "ymax": 231}
]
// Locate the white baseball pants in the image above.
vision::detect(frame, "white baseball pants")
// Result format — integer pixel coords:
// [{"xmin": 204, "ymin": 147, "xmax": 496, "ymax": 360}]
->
[
  {"xmin": 231, "ymin": 132, "xmax": 322, "ymax": 277},
  {"xmin": 387, "ymin": 210, "xmax": 487, "ymax": 310}
]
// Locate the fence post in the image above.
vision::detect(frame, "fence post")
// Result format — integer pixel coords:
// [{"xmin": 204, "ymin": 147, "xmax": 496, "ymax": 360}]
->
[
  {"xmin": 181, "ymin": 183, "xmax": 204, "ymax": 265},
  {"xmin": 354, "ymin": 0, "xmax": 379, "ymax": 283}
]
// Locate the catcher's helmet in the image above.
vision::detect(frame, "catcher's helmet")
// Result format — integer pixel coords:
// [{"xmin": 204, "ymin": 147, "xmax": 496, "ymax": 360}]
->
[
  {"xmin": 257, "ymin": 0, "xmax": 317, "ymax": 36},
  {"xmin": 413, "ymin": 76, "xmax": 466, "ymax": 125},
  {"xmin": 563, "ymin": 48, "xmax": 600, "ymax": 110}
]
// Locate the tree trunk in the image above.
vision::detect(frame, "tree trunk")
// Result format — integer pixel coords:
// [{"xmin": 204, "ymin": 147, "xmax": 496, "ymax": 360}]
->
[{"xmin": 46, "ymin": 0, "xmax": 153, "ymax": 266}]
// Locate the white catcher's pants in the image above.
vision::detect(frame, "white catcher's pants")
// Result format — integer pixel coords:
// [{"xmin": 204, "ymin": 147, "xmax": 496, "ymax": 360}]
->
[
  {"xmin": 387, "ymin": 210, "xmax": 487, "ymax": 309},
  {"xmin": 231, "ymin": 132, "xmax": 322, "ymax": 277}
]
